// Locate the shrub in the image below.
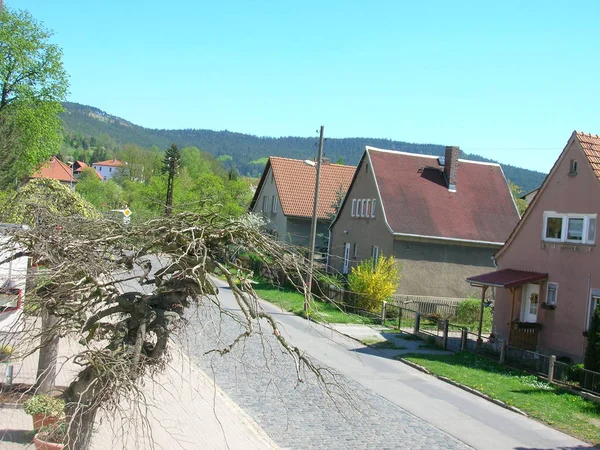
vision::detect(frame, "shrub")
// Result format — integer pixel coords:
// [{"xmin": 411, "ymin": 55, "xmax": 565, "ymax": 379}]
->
[
  {"xmin": 585, "ymin": 304, "xmax": 600, "ymax": 372},
  {"xmin": 347, "ymin": 255, "xmax": 400, "ymax": 313},
  {"xmin": 456, "ymin": 298, "xmax": 492, "ymax": 331},
  {"xmin": 23, "ymin": 395, "xmax": 65, "ymax": 417}
]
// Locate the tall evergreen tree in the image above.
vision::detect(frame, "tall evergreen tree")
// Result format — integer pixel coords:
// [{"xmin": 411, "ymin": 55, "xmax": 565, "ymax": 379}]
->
[
  {"xmin": 585, "ymin": 303, "xmax": 600, "ymax": 372},
  {"xmin": 162, "ymin": 144, "xmax": 181, "ymax": 216}
]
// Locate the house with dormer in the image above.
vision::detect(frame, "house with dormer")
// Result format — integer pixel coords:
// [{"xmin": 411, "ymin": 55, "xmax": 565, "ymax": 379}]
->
[
  {"xmin": 249, "ymin": 157, "xmax": 355, "ymax": 250},
  {"xmin": 329, "ymin": 146, "xmax": 520, "ymax": 298},
  {"xmin": 467, "ymin": 131, "xmax": 600, "ymax": 361}
]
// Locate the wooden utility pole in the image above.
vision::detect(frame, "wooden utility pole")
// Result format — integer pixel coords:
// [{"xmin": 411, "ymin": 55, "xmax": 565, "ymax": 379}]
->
[{"xmin": 304, "ymin": 126, "xmax": 325, "ymax": 314}]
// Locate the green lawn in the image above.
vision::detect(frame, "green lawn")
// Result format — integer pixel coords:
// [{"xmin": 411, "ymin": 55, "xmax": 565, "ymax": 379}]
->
[
  {"xmin": 253, "ymin": 282, "xmax": 375, "ymax": 324},
  {"xmin": 401, "ymin": 352, "xmax": 600, "ymax": 444}
]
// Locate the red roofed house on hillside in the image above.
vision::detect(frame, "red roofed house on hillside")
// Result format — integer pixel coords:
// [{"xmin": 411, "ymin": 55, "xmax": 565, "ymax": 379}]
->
[
  {"xmin": 92, "ymin": 159, "xmax": 124, "ymax": 181},
  {"xmin": 249, "ymin": 157, "xmax": 355, "ymax": 250},
  {"xmin": 30, "ymin": 156, "xmax": 77, "ymax": 188},
  {"xmin": 329, "ymin": 146, "xmax": 520, "ymax": 299},
  {"xmin": 71, "ymin": 160, "xmax": 102, "ymax": 179},
  {"xmin": 467, "ymin": 131, "xmax": 600, "ymax": 361}
]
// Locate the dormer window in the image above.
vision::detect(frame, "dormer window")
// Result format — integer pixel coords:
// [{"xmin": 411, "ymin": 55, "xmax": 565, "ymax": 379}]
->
[{"xmin": 569, "ymin": 159, "xmax": 578, "ymax": 175}]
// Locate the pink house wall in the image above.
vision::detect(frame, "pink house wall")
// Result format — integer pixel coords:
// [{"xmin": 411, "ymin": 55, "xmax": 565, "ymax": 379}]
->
[{"xmin": 495, "ymin": 135, "xmax": 600, "ymax": 362}]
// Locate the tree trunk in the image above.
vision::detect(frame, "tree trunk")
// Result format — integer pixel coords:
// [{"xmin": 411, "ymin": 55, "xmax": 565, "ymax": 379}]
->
[
  {"xmin": 64, "ymin": 366, "xmax": 103, "ymax": 450},
  {"xmin": 34, "ymin": 308, "xmax": 59, "ymax": 394}
]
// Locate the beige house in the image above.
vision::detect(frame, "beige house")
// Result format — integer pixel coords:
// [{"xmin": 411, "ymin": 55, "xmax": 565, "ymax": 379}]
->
[
  {"xmin": 249, "ymin": 157, "xmax": 355, "ymax": 250},
  {"xmin": 329, "ymin": 146, "xmax": 520, "ymax": 298},
  {"xmin": 468, "ymin": 131, "xmax": 600, "ymax": 362}
]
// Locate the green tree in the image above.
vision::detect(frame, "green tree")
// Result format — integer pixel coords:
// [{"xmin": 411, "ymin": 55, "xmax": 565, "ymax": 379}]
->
[
  {"xmin": 116, "ymin": 144, "xmax": 161, "ymax": 182},
  {"xmin": 347, "ymin": 255, "xmax": 400, "ymax": 312},
  {"xmin": 508, "ymin": 180, "xmax": 528, "ymax": 216},
  {"xmin": 585, "ymin": 304, "xmax": 600, "ymax": 372},
  {"xmin": 162, "ymin": 144, "xmax": 181, "ymax": 215},
  {"xmin": 0, "ymin": 7, "xmax": 69, "ymax": 186},
  {"xmin": 75, "ymin": 168, "xmax": 124, "ymax": 211}
]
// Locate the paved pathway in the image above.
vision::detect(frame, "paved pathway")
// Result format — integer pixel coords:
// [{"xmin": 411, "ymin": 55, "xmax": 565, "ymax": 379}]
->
[{"xmin": 183, "ymin": 279, "xmax": 590, "ymax": 450}]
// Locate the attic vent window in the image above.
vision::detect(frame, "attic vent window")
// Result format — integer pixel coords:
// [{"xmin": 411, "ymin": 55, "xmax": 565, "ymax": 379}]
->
[
  {"xmin": 438, "ymin": 156, "xmax": 445, "ymax": 166},
  {"xmin": 569, "ymin": 159, "xmax": 578, "ymax": 176}
]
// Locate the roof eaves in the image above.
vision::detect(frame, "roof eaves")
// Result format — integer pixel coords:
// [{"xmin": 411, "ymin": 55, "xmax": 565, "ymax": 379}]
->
[
  {"xmin": 393, "ymin": 232, "xmax": 504, "ymax": 247},
  {"xmin": 366, "ymin": 148, "xmax": 395, "ymax": 234}
]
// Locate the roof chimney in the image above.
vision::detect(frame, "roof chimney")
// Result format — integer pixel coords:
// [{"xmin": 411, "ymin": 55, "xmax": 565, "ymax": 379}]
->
[{"xmin": 444, "ymin": 146, "xmax": 459, "ymax": 192}]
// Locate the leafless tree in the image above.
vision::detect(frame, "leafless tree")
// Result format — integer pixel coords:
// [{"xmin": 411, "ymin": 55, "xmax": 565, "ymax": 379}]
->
[{"xmin": 0, "ymin": 210, "xmax": 331, "ymax": 450}]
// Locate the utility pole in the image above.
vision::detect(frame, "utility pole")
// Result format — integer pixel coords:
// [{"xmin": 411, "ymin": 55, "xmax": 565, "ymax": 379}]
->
[{"xmin": 304, "ymin": 125, "xmax": 325, "ymax": 314}]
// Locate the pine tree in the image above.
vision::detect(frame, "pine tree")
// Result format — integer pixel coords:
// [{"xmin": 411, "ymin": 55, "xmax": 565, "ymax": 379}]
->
[
  {"xmin": 162, "ymin": 144, "xmax": 181, "ymax": 216},
  {"xmin": 585, "ymin": 304, "xmax": 600, "ymax": 372}
]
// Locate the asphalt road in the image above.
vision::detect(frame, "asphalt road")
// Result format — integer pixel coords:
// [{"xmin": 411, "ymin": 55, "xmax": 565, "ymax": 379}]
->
[{"xmin": 182, "ymin": 278, "xmax": 589, "ymax": 450}]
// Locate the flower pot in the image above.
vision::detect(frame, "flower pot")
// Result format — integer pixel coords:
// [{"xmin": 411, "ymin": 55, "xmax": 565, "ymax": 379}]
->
[
  {"xmin": 32, "ymin": 413, "xmax": 59, "ymax": 430},
  {"xmin": 33, "ymin": 433, "xmax": 64, "ymax": 450}
]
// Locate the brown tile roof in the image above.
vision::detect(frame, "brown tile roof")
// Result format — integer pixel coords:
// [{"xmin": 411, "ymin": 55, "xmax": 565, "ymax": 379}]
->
[
  {"xmin": 252, "ymin": 157, "xmax": 356, "ymax": 219},
  {"xmin": 31, "ymin": 156, "xmax": 76, "ymax": 183},
  {"xmin": 467, "ymin": 269, "xmax": 548, "ymax": 288},
  {"xmin": 93, "ymin": 159, "xmax": 124, "ymax": 167},
  {"xmin": 368, "ymin": 148, "xmax": 520, "ymax": 243},
  {"xmin": 576, "ymin": 131, "xmax": 600, "ymax": 180}
]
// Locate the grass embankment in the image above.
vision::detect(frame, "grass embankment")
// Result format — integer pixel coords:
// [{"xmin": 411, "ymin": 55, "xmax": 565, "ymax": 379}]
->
[
  {"xmin": 401, "ymin": 351, "xmax": 600, "ymax": 444},
  {"xmin": 253, "ymin": 282, "xmax": 373, "ymax": 324}
]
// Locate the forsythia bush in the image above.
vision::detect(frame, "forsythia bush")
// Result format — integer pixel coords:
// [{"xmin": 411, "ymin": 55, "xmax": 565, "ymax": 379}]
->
[{"xmin": 347, "ymin": 255, "xmax": 400, "ymax": 312}]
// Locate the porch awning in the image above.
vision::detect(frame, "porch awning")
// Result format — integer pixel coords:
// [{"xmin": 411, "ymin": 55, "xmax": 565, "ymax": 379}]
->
[{"xmin": 466, "ymin": 269, "xmax": 548, "ymax": 288}]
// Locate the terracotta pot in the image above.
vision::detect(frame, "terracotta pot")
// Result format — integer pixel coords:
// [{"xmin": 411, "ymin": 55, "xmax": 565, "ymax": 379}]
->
[
  {"xmin": 33, "ymin": 433, "xmax": 64, "ymax": 450},
  {"xmin": 32, "ymin": 414, "xmax": 59, "ymax": 430}
]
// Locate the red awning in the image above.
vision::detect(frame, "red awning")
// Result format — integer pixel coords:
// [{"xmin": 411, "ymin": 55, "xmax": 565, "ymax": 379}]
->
[{"xmin": 466, "ymin": 269, "xmax": 548, "ymax": 288}]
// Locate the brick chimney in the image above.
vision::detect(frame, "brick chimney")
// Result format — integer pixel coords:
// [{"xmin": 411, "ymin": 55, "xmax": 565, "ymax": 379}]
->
[{"xmin": 444, "ymin": 146, "xmax": 459, "ymax": 192}]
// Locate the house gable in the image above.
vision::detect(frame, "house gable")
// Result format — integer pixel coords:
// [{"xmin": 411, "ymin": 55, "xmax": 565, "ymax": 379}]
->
[{"xmin": 497, "ymin": 131, "xmax": 600, "ymax": 261}]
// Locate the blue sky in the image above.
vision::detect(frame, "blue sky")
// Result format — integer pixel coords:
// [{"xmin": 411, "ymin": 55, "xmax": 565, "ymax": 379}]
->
[{"xmin": 7, "ymin": 0, "xmax": 600, "ymax": 173}]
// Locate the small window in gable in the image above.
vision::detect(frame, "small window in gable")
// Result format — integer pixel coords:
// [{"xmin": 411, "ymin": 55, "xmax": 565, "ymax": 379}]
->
[
  {"xmin": 365, "ymin": 199, "xmax": 371, "ymax": 217},
  {"xmin": 371, "ymin": 199, "xmax": 376, "ymax": 218},
  {"xmin": 351, "ymin": 199, "xmax": 356, "ymax": 217},
  {"xmin": 569, "ymin": 159, "xmax": 578, "ymax": 175},
  {"xmin": 360, "ymin": 199, "xmax": 365, "ymax": 217}
]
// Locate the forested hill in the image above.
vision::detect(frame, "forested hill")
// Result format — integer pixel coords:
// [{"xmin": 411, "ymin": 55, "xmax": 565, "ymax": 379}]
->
[{"xmin": 60, "ymin": 102, "xmax": 546, "ymax": 193}]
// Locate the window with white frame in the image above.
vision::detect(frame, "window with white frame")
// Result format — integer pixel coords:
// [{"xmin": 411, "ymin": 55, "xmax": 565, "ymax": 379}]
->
[
  {"xmin": 351, "ymin": 199, "xmax": 356, "ymax": 217},
  {"xmin": 546, "ymin": 282, "xmax": 558, "ymax": 307},
  {"xmin": 543, "ymin": 212, "xmax": 596, "ymax": 244},
  {"xmin": 371, "ymin": 246, "xmax": 379, "ymax": 271},
  {"xmin": 371, "ymin": 199, "xmax": 376, "ymax": 218},
  {"xmin": 588, "ymin": 289, "xmax": 600, "ymax": 330},
  {"xmin": 360, "ymin": 199, "xmax": 365, "ymax": 217},
  {"xmin": 271, "ymin": 195, "xmax": 278, "ymax": 213},
  {"xmin": 365, "ymin": 199, "xmax": 371, "ymax": 217},
  {"xmin": 262, "ymin": 196, "xmax": 268, "ymax": 212}
]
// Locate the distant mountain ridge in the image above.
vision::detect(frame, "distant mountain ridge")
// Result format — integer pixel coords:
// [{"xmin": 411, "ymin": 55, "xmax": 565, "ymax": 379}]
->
[{"xmin": 60, "ymin": 102, "xmax": 546, "ymax": 193}]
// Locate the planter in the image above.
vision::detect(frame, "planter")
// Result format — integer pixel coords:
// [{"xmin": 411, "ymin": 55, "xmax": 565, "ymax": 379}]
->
[
  {"xmin": 32, "ymin": 413, "xmax": 59, "ymax": 430},
  {"xmin": 33, "ymin": 433, "xmax": 64, "ymax": 450}
]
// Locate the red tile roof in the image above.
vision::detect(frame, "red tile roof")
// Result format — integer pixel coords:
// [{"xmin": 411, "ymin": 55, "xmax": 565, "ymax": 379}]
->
[
  {"xmin": 467, "ymin": 269, "xmax": 548, "ymax": 288},
  {"xmin": 31, "ymin": 156, "xmax": 76, "ymax": 183},
  {"xmin": 71, "ymin": 161, "xmax": 102, "ymax": 179},
  {"xmin": 368, "ymin": 148, "xmax": 520, "ymax": 243},
  {"xmin": 92, "ymin": 159, "xmax": 124, "ymax": 167},
  {"xmin": 251, "ymin": 157, "xmax": 356, "ymax": 219},
  {"xmin": 576, "ymin": 131, "xmax": 600, "ymax": 180}
]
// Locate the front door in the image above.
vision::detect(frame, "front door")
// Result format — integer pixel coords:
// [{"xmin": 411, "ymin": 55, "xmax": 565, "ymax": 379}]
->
[
  {"xmin": 521, "ymin": 283, "xmax": 539, "ymax": 323},
  {"xmin": 342, "ymin": 243, "xmax": 351, "ymax": 274}
]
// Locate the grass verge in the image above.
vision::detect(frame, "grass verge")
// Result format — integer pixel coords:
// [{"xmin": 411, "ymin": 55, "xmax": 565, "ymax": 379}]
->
[
  {"xmin": 253, "ymin": 282, "xmax": 374, "ymax": 324},
  {"xmin": 401, "ymin": 351, "xmax": 600, "ymax": 444}
]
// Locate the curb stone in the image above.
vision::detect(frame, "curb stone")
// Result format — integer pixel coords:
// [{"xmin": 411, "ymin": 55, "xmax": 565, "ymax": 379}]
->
[{"xmin": 397, "ymin": 358, "xmax": 528, "ymax": 417}]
